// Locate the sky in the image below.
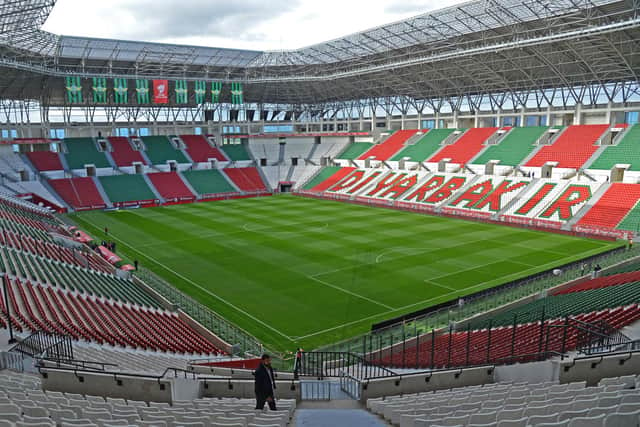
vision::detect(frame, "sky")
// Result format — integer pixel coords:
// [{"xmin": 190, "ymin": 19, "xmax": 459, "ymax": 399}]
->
[{"xmin": 42, "ymin": 0, "xmax": 466, "ymax": 51}]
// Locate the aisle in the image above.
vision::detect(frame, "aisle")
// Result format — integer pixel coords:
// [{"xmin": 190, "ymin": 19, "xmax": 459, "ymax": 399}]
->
[{"xmin": 293, "ymin": 409, "xmax": 389, "ymax": 427}]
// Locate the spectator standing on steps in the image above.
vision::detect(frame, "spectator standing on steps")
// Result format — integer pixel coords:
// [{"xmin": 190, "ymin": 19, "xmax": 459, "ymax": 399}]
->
[{"xmin": 254, "ymin": 354, "xmax": 277, "ymax": 411}]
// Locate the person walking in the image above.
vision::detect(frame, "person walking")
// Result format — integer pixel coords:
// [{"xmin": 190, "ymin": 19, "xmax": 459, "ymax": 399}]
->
[{"xmin": 254, "ymin": 354, "xmax": 277, "ymax": 411}]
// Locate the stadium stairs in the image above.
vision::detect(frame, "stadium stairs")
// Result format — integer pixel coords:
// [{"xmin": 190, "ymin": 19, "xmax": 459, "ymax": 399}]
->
[
  {"xmin": 107, "ymin": 137, "xmax": 147, "ymax": 167},
  {"xmin": 428, "ymin": 127, "xmax": 499, "ymax": 165},
  {"xmin": 180, "ymin": 135, "xmax": 228, "ymax": 163},
  {"xmin": 146, "ymin": 172, "xmax": 195, "ymax": 201},
  {"xmin": 48, "ymin": 177, "xmax": 107, "ymax": 210},
  {"xmin": 358, "ymin": 129, "xmax": 418, "ymax": 161},
  {"xmin": 577, "ymin": 183, "xmax": 640, "ymax": 230},
  {"xmin": 390, "ymin": 129, "xmax": 456, "ymax": 162},
  {"xmin": 525, "ymin": 124, "xmax": 610, "ymax": 169}
]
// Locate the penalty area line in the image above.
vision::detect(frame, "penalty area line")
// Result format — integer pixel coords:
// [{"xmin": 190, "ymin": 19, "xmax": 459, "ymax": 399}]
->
[
  {"xmin": 77, "ymin": 216, "xmax": 295, "ymax": 343},
  {"xmin": 307, "ymin": 275, "xmax": 394, "ymax": 310}
]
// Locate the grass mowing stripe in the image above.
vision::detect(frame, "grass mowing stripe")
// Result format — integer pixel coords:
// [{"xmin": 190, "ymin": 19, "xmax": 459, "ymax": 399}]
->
[{"xmin": 70, "ymin": 195, "xmax": 622, "ymax": 351}]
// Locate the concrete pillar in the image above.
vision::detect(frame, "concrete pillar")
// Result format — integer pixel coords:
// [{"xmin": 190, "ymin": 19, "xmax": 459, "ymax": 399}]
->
[{"xmin": 574, "ymin": 103, "xmax": 583, "ymax": 125}]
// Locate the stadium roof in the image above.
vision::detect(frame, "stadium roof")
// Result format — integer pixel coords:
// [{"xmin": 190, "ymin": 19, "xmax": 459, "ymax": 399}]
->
[{"xmin": 0, "ymin": 0, "xmax": 638, "ymax": 108}]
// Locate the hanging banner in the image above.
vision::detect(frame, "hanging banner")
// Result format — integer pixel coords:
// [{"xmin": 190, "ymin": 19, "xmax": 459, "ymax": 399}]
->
[
  {"xmin": 175, "ymin": 80, "xmax": 188, "ymax": 104},
  {"xmin": 153, "ymin": 79, "xmax": 169, "ymax": 104},
  {"xmin": 136, "ymin": 79, "xmax": 150, "ymax": 104},
  {"xmin": 231, "ymin": 82, "xmax": 243, "ymax": 105},
  {"xmin": 195, "ymin": 81, "xmax": 206, "ymax": 104},
  {"xmin": 211, "ymin": 81, "xmax": 222, "ymax": 104},
  {"xmin": 114, "ymin": 78, "xmax": 128, "ymax": 104},
  {"xmin": 65, "ymin": 76, "xmax": 83, "ymax": 103},
  {"xmin": 92, "ymin": 77, "xmax": 107, "ymax": 103}
]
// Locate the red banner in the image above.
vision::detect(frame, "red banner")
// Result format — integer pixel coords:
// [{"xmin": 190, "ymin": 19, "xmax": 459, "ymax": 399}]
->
[{"xmin": 153, "ymin": 80, "xmax": 169, "ymax": 104}]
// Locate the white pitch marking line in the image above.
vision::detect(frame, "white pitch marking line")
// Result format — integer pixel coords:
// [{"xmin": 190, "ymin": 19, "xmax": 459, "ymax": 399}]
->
[
  {"xmin": 424, "ymin": 280, "xmax": 457, "ymax": 292},
  {"xmin": 307, "ymin": 275, "xmax": 394, "ymax": 310},
  {"xmin": 78, "ymin": 216, "xmax": 295, "ymax": 342}
]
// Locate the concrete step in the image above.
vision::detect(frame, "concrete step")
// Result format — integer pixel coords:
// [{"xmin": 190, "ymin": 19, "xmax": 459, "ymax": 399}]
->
[{"xmin": 293, "ymin": 408, "xmax": 390, "ymax": 427}]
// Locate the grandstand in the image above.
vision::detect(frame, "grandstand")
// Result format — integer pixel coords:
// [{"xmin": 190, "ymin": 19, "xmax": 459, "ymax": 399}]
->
[{"xmin": 0, "ymin": 0, "xmax": 639, "ymax": 425}]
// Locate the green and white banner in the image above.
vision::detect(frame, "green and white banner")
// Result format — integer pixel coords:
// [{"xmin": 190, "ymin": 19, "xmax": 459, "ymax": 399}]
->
[
  {"xmin": 231, "ymin": 82, "xmax": 243, "ymax": 105},
  {"xmin": 92, "ymin": 78, "xmax": 107, "ymax": 103},
  {"xmin": 65, "ymin": 76, "xmax": 83, "ymax": 103},
  {"xmin": 211, "ymin": 82, "xmax": 222, "ymax": 104},
  {"xmin": 195, "ymin": 81, "xmax": 206, "ymax": 104},
  {"xmin": 175, "ymin": 80, "xmax": 188, "ymax": 104},
  {"xmin": 114, "ymin": 78, "xmax": 128, "ymax": 104},
  {"xmin": 136, "ymin": 79, "xmax": 150, "ymax": 104}
]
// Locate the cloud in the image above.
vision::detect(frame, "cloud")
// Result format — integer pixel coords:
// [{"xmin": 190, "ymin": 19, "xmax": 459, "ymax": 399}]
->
[
  {"xmin": 43, "ymin": 0, "xmax": 468, "ymax": 51},
  {"xmin": 116, "ymin": 0, "xmax": 301, "ymax": 42}
]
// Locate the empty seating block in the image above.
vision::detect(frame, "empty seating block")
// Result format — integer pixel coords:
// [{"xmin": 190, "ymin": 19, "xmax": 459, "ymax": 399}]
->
[
  {"xmin": 25, "ymin": 151, "xmax": 63, "ymax": 171},
  {"xmin": 146, "ymin": 172, "xmax": 194, "ymax": 200},
  {"xmin": 337, "ymin": 142, "xmax": 374, "ymax": 160},
  {"xmin": 474, "ymin": 280, "xmax": 640, "ymax": 329},
  {"xmin": 108, "ymin": 137, "xmax": 147, "ymax": 167},
  {"xmin": 48, "ymin": 178, "xmax": 106, "ymax": 209},
  {"xmin": 223, "ymin": 168, "xmax": 268, "ymax": 192},
  {"xmin": 302, "ymin": 166, "xmax": 342, "ymax": 190},
  {"xmin": 617, "ymin": 200, "xmax": 640, "ymax": 232},
  {"xmin": 180, "ymin": 135, "xmax": 227, "ymax": 162},
  {"xmin": 391, "ymin": 129, "xmax": 455, "ymax": 162},
  {"xmin": 429, "ymin": 127, "xmax": 499, "ymax": 164},
  {"xmin": 141, "ymin": 135, "xmax": 189, "ymax": 164},
  {"xmin": 473, "ymin": 126, "xmax": 549, "ymax": 166},
  {"xmin": 220, "ymin": 143, "xmax": 252, "ymax": 161},
  {"xmin": 181, "ymin": 169, "xmax": 237, "ymax": 195},
  {"xmin": 306, "ymin": 167, "xmax": 355, "ymax": 192},
  {"xmin": 554, "ymin": 271, "xmax": 640, "ymax": 295},
  {"xmin": 525, "ymin": 124, "xmax": 609, "ymax": 169},
  {"xmin": 578, "ymin": 183, "xmax": 640, "ymax": 229},
  {"xmin": 3, "ymin": 278, "xmax": 221, "ymax": 354},
  {"xmin": 63, "ymin": 138, "xmax": 111, "ymax": 169},
  {"xmin": 590, "ymin": 124, "xmax": 640, "ymax": 171},
  {"xmin": 358, "ymin": 130, "xmax": 418, "ymax": 161},
  {"xmin": 98, "ymin": 175, "xmax": 156, "ymax": 204}
]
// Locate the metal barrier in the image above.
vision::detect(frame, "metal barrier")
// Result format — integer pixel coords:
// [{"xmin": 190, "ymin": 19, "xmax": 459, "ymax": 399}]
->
[
  {"xmin": 11, "ymin": 331, "xmax": 74, "ymax": 361},
  {"xmin": 318, "ymin": 247, "xmax": 640, "ymax": 355}
]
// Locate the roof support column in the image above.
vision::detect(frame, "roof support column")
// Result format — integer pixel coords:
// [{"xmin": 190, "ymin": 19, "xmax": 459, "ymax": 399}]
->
[{"xmin": 574, "ymin": 103, "xmax": 583, "ymax": 125}]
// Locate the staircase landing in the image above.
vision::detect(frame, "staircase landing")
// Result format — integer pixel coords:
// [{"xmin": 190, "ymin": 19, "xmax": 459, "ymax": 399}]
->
[{"xmin": 293, "ymin": 408, "xmax": 389, "ymax": 427}]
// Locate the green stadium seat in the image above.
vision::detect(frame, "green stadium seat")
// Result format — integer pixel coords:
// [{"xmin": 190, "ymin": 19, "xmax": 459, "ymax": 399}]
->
[
  {"xmin": 473, "ymin": 127, "xmax": 550, "ymax": 166},
  {"xmin": 337, "ymin": 142, "xmax": 374, "ymax": 160},
  {"xmin": 98, "ymin": 174, "xmax": 157, "ymax": 204},
  {"xmin": 63, "ymin": 138, "xmax": 111, "ymax": 169},
  {"xmin": 220, "ymin": 144, "xmax": 252, "ymax": 161},
  {"xmin": 391, "ymin": 129, "xmax": 456, "ymax": 162},
  {"xmin": 590, "ymin": 124, "xmax": 640, "ymax": 171},
  {"xmin": 181, "ymin": 169, "xmax": 237, "ymax": 195},
  {"xmin": 141, "ymin": 136, "xmax": 189, "ymax": 164}
]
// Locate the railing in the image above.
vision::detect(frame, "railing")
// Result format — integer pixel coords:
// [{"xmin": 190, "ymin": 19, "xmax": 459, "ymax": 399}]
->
[
  {"xmin": 353, "ymin": 315, "xmax": 632, "ymax": 371},
  {"xmin": 135, "ymin": 267, "xmax": 265, "ymax": 357},
  {"xmin": 295, "ymin": 351, "xmax": 395, "ymax": 380},
  {"xmin": 317, "ymin": 246, "xmax": 640, "ymax": 355},
  {"xmin": 11, "ymin": 331, "xmax": 74, "ymax": 361}
]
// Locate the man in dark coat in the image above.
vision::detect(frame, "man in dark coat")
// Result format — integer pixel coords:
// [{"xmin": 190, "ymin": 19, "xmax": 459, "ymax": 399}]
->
[{"xmin": 254, "ymin": 354, "xmax": 277, "ymax": 410}]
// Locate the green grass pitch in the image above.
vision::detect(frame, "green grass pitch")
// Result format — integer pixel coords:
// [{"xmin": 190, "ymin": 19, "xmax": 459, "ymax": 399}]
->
[{"xmin": 70, "ymin": 195, "xmax": 622, "ymax": 352}]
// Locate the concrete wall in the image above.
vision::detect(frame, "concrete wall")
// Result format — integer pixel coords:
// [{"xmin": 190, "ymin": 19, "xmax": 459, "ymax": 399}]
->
[
  {"xmin": 41, "ymin": 369, "xmax": 174, "ymax": 403},
  {"xmin": 560, "ymin": 351, "xmax": 640, "ymax": 386},
  {"xmin": 359, "ymin": 365, "xmax": 494, "ymax": 401},
  {"xmin": 200, "ymin": 379, "xmax": 301, "ymax": 400}
]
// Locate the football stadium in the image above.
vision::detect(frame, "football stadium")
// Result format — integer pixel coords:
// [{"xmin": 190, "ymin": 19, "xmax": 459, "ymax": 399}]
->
[{"xmin": 0, "ymin": 0, "xmax": 639, "ymax": 425}]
